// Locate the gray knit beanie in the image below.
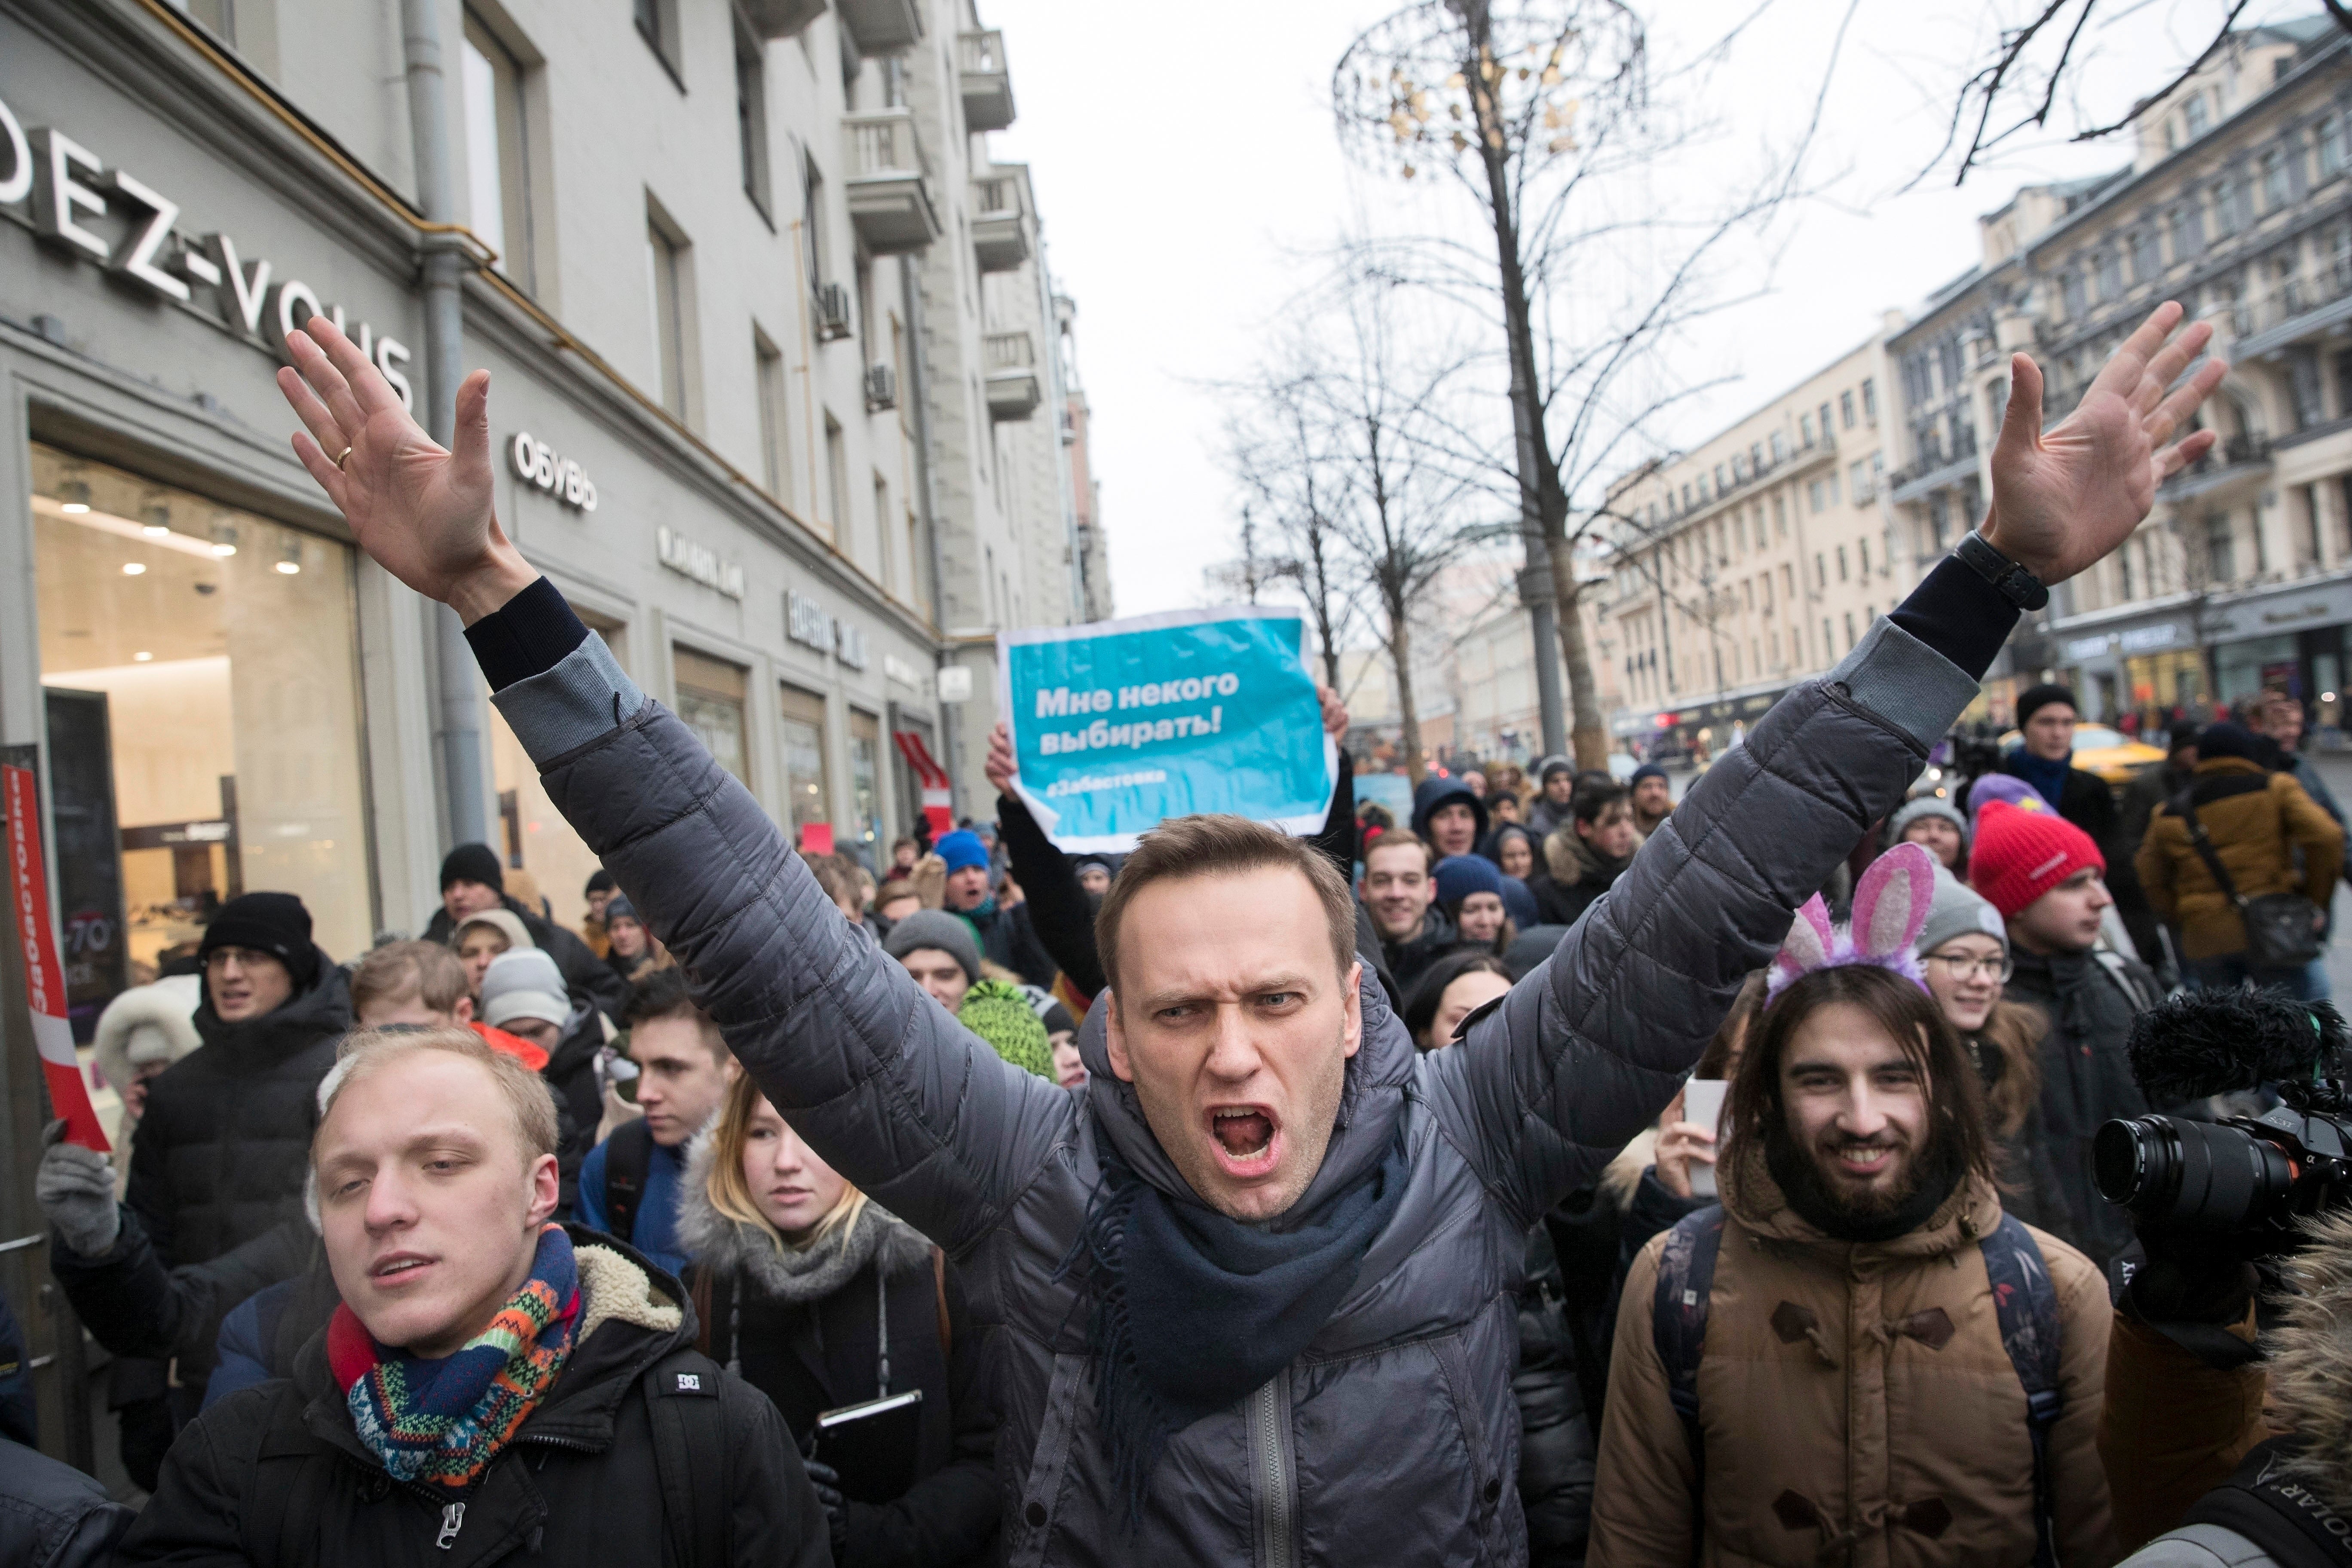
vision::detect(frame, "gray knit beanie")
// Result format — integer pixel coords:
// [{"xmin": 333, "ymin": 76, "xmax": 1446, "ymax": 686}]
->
[
  {"xmin": 1913, "ymin": 870, "xmax": 2008, "ymax": 960},
  {"xmin": 882, "ymin": 909, "xmax": 982, "ymax": 984},
  {"xmin": 1886, "ymin": 795, "xmax": 1968, "ymax": 851}
]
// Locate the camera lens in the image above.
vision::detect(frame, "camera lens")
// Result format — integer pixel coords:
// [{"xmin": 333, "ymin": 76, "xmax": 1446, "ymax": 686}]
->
[{"xmin": 2095, "ymin": 1115, "xmax": 2296, "ymax": 1231}]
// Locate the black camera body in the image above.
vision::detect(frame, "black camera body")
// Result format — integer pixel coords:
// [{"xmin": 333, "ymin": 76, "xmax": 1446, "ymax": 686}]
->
[{"xmin": 2096, "ymin": 989, "xmax": 2352, "ymax": 1239}]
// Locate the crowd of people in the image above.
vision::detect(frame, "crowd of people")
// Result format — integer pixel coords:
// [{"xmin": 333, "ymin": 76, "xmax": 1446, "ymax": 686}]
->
[{"xmin": 9, "ymin": 300, "xmax": 2349, "ymax": 1568}]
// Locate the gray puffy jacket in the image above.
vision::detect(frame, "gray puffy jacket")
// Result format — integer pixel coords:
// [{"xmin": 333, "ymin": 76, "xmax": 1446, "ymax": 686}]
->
[{"xmin": 492, "ymin": 618, "xmax": 1977, "ymax": 1566}]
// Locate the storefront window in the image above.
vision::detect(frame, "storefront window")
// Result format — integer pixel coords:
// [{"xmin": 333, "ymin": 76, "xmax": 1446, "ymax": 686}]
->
[
  {"xmin": 31, "ymin": 446, "xmax": 373, "ymax": 1020},
  {"xmin": 779, "ymin": 684, "xmax": 830, "ymax": 843},
  {"xmin": 674, "ymin": 648, "xmax": 749, "ymax": 784},
  {"xmin": 848, "ymin": 709, "xmax": 882, "ymax": 864}
]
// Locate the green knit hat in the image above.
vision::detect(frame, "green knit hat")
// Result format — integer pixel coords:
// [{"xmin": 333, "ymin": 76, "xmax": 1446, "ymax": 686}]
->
[{"xmin": 957, "ymin": 979, "xmax": 1053, "ymax": 1079}]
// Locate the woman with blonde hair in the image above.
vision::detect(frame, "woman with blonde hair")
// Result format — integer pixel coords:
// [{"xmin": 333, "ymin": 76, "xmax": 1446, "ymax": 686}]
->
[{"xmin": 678, "ymin": 1072, "xmax": 998, "ymax": 1566}]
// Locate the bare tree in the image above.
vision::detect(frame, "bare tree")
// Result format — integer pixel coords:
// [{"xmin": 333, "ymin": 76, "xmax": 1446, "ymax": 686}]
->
[
  {"xmin": 1334, "ymin": 0, "xmax": 1841, "ymax": 769},
  {"xmin": 1219, "ymin": 371, "xmax": 1363, "ymax": 692},
  {"xmin": 1306, "ymin": 270, "xmax": 1486, "ymax": 785},
  {"xmin": 1930, "ymin": 1, "xmax": 2348, "ymax": 188}
]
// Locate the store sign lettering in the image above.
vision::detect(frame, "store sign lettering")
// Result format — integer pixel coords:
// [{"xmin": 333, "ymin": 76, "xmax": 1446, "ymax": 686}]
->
[
  {"xmin": 2064, "ymin": 634, "xmax": 2113, "ymax": 661},
  {"xmin": 786, "ymin": 588, "xmax": 869, "ymax": 671},
  {"xmin": 657, "ymin": 526, "xmax": 745, "ymax": 599},
  {"xmin": 0, "ymin": 91, "xmax": 413, "ymax": 405},
  {"xmin": 508, "ymin": 433, "xmax": 597, "ymax": 512},
  {"xmin": 2118, "ymin": 624, "xmax": 2179, "ymax": 654}
]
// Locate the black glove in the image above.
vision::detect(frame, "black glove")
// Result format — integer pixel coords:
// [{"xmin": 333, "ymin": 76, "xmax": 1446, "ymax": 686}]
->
[
  {"xmin": 802, "ymin": 1457, "xmax": 850, "ymax": 1558},
  {"xmin": 2121, "ymin": 1221, "xmax": 2264, "ymax": 1367}
]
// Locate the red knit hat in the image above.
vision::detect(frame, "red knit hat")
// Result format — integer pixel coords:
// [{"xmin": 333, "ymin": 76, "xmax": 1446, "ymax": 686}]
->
[{"xmin": 1968, "ymin": 800, "xmax": 2106, "ymax": 919}]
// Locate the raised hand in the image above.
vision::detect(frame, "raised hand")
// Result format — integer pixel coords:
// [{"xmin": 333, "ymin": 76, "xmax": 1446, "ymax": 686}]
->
[
  {"xmin": 1317, "ymin": 683, "xmax": 1348, "ymax": 739},
  {"xmin": 274, "ymin": 318, "xmax": 535, "ymax": 622},
  {"xmin": 986, "ymin": 721, "xmax": 1017, "ymax": 796},
  {"xmin": 1982, "ymin": 299, "xmax": 2228, "ymax": 586}
]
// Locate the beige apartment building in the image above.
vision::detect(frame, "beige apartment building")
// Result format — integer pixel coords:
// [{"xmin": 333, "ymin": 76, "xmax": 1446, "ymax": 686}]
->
[
  {"xmin": 1581, "ymin": 338, "xmax": 1902, "ymax": 755},
  {"xmin": 1887, "ymin": 16, "xmax": 2352, "ymax": 731}
]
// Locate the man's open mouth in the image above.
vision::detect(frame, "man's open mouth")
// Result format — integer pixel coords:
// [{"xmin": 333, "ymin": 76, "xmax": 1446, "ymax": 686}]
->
[
  {"xmin": 371, "ymin": 1253, "xmax": 434, "ymax": 1282},
  {"xmin": 1831, "ymin": 1142, "xmax": 1897, "ymax": 1176},
  {"xmin": 1208, "ymin": 1106, "xmax": 1280, "ymax": 1176}
]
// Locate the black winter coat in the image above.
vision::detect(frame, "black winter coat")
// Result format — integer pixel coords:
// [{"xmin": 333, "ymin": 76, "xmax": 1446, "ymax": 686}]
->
[
  {"xmin": 114, "ymin": 1229, "xmax": 829, "ymax": 1568},
  {"xmin": 1513, "ymin": 1224, "xmax": 1594, "ymax": 1565},
  {"xmin": 52, "ymin": 1209, "xmax": 311, "ymax": 1378},
  {"xmin": 423, "ymin": 895, "xmax": 627, "ymax": 1016},
  {"xmin": 0, "ymin": 1437, "xmax": 134, "ymax": 1568},
  {"xmin": 539, "ymin": 1004, "xmax": 612, "ymax": 1218},
  {"xmin": 685, "ymin": 1203, "xmax": 998, "ymax": 1568},
  {"xmin": 127, "ymin": 958, "xmax": 351, "ymax": 1275},
  {"xmin": 957, "ymin": 900, "xmax": 1059, "ymax": 990},
  {"xmin": 1379, "ymin": 908, "xmax": 1458, "ymax": 994},
  {"xmin": 2006, "ymin": 947, "xmax": 2159, "ymax": 1274}
]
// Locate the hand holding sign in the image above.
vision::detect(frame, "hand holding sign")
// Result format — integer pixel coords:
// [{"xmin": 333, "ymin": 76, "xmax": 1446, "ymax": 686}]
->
[{"xmin": 999, "ymin": 609, "xmax": 1338, "ymax": 851}]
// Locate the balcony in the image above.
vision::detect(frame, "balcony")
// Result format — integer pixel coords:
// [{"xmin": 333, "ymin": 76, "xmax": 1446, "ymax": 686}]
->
[
  {"xmin": 985, "ymin": 331, "xmax": 1041, "ymax": 420},
  {"xmin": 972, "ymin": 172, "xmax": 1029, "ymax": 272},
  {"xmin": 1886, "ymin": 437, "xmax": 1978, "ymax": 506},
  {"xmin": 837, "ymin": 0, "xmax": 920, "ymax": 53},
  {"xmin": 843, "ymin": 110, "xmax": 939, "ymax": 255},
  {"xmin": 959, "ymin": 31, "xmax": 1016, "ymax": 132},
  {"xmin": 2230, "ymin": 267, "xmax": 2352, "ymax": 361},
  {"xmin": 739, "ymin": 0, "xmax": 825, "ymax": 38},
  {"xmin": 2158, "ymin": 432, "xmax": 2273, "ymax": 502}
]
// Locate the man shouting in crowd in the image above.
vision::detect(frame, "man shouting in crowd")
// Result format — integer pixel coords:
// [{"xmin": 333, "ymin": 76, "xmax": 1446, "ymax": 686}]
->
[{"xmin": 266, "ymin": 301, "xmax": 2221, "ymax": 1562}]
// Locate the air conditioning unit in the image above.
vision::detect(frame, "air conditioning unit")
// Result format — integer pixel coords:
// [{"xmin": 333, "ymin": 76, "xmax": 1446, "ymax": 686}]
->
[
  {"xmin": 816, "ymin": 282, "xmax": 853, "ymax": 342},
  {"xmin": 865, "ymin": 364, "xmax": 898, "ymax": 411}
]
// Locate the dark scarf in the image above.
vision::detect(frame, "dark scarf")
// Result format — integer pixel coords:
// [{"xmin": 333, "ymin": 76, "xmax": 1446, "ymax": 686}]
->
[
  {"xmin": 1766, "ymin": 1122, "xmax": 1963, "ymax": 1245},
  {"xmin": 1062, "ymin": 1130, "xmax": 1411, "ymax": 1528},
  {"xmin": 1580, "ymin": 848, "xmax": 1633, "ymax": 890},
  {"xmin": 2006, "ymin": 747, "xmax": 2073, "ymax": 812}
]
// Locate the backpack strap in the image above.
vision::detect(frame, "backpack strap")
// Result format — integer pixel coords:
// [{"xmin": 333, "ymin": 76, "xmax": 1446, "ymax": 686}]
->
[
  {"xmin": 1651, "ymin": 1204, "xmax": 1724, "ymax": 1562},
  {"xmin": 601, "ymin": 1118, "xmax": 654, "ymax": 1245},
  {"xmin": 1980, "ymin": 1213, "xmax": 2064, "ymax": 1568},
  {"xmin": 236, "ymin": 1380, "xmax": 333, "ymax": 1568},
  {"xmin": 643, "ymin": 1347, "xmax": 731, "ymax": 1568}
]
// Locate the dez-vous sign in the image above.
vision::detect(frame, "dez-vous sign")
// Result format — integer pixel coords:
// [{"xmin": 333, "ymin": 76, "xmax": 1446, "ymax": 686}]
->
[{"xmin": 0, "ymin": 90, "xmax": 414, "ymax": 404}]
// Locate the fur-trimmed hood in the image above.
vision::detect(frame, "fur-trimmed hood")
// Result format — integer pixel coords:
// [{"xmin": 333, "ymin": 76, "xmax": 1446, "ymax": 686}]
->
[
  {"xmin": 674, "ymin": 1124, "xmax": 931, "ymax": 1300},
  {"xmin": 93, "ymin": 974, "xmax": 203, "ymax": 1102},
  {"xmin": 2269, "ymin": 1209, "xmax": 2352, "ymax": 1512}
]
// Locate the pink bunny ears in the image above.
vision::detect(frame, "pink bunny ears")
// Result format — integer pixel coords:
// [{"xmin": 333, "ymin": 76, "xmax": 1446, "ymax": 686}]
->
[{"xmin": 1764, "ymin": 841, "xmax": 1937, "ymax": 1005}]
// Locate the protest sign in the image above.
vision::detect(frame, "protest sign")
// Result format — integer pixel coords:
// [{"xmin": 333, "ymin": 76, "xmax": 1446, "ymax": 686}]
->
[
  {"xmin": 4, "ymin": 763, "xmax": 109, "ymax": 1150},
  {"xmin": 1000, "ymin": 607, "xmax": 1336, "ymax": 852}
]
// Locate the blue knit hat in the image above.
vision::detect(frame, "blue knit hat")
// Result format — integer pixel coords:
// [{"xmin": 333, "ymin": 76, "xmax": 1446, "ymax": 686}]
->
[
  {"xmin": 934, "ymin": 830, "xmax": 990, "ymax": 874},
  {"xmin": 1629, "ymin": 763, "xmax": 1668, "ymax": 787},
  {"xmin": 1433, "ymin": 854, "xmax": 1506, "ymax": 907}
]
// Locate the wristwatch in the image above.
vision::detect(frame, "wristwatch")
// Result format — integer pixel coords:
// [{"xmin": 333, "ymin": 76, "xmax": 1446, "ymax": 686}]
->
[{"xmin": 1956, "ymin": 531, "xmax": 2049, "ymax": 611}]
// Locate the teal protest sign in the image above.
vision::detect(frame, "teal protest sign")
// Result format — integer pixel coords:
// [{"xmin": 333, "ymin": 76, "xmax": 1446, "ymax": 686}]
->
[{"xmin": 999, "ymin": 607, "xmax": 1337, "ymax": 851}]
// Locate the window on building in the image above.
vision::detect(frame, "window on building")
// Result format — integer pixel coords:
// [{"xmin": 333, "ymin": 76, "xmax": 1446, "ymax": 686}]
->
[
  {"xmin": 2169, "ymin": 202, "xmax": 2204, "ymax": 261},
  {"xmin": 461, "ymin": 14, "xmax": 535, "ymax": 292},
  {"xmin": 848, "ymin": 709, "xmax": 882, "ymax": 860},
  {"xmin": 824, "ymin": 412, "xmax": 848, "ymax": 541},
  {"xmin": 1770, "ymin": 432, "xmax": 1786, "ymax": 463},
  {"xmin": 2331, "ymin": 220, "xmax": 2352, "ymax": 290},
  {"xmin": 1836, "ymin": 545, "xmax": 1849, "ymax": 582},
  {"xmin": 1822, "ymin": 399, "xmax": 1837, "ymax": 437},
  {"xmin": 802, "ymin": 156, "xmax": 829, "ymax": 294},
  {"xmin": 755, "ymin": 329, "xmax": 790, "ymax": 500},
  {"xmin": 1842, "ymin": 612, "xmax": 1856, "ymax": 651},
  {"xmin": 1822, "ymin": 618, "xmax": 1834, "ymax": 660},
  {"xmin": 2206, "ymin": 514, "xmax": 2234, "ymax": 580},
  {"xmin": 1859, "ymin": 539, "xmax": 1871, "ymax": 575},
  {"xmin": 2185, "ymin": 92, "xmax": 2210, "ymax": 139},
  {"xmin": 2211, "ymin": 180, "xmax": 2241, "ymax": 239},
  {"xmin": 674, "ymin": 649, "xmax": 750, "ymax": 784},
  {"xmin": 1928, "ymin": 491, "xmax": 1950, "ymax": 551},
  {"xmin": 1800, "ymin": 412, "xmax": 1815, "ymax": 447},
  {"xmin": 2096, "ymin": 249, "xmax": 2123, "ymax": 300},
  {"xmin": 2061, "ymin": 270, "xmax": 2087, "ymax": 317},
  {"xmin": 1781, "ymin": 564, "xmax": 1794, "ymax": 600},
  {"xmin": 1773, "ymin": 496, "xmax": 1788, "ymax": 537},
  {"xmin": 634, "ymin": 0, "xmax": 679, "ymax": 76},
  {"xmin": 1806, "ymin": 478, "xmax": 1821, "ymax": 512},
  {"xmin": 778, "ymin": 683, "xmax": 832, "ymax": 842},
  {"xmin": 874, "ymin": 475, "xmax": 894, "ymax": 589},
  {"xmin": 1826, "ymin": 472, "xmax": 1841, "ymax": 506},
  {"xmin": 1714, "ymin": 462, "xmax": 1728, "ymax": 493},
  {"xmin": 30, "ymin": 445, "xmax": 377, "ymax": 989},
  {"xmin": 646, "ymin": 209, "xmax": 691, "ymax": 420},
  {"xmin": 1814, "ymin": 552, "xmax": 1827, "ymax": 588},
  {"xmin": 1860, "ymin": 379, "xmax": 1877, "ymax": 423},
  {"xmin": 2129, "ymin": 226, "xmax": 2157, "ymax": 282},
  {"xmin": 1850, "ymin": 459, "xmax": 1869, "ymax": 501},
  {"xmin": 735, "ymin": 18, "xmax": 771, "ymax": 219},
  {"xmin": 2263, "ymin": 147, "xmax": 2291, "ymax": 211},
  {"xmin": 2321, "ymin": 113, "xmax": 2346, "ymax": 179}
]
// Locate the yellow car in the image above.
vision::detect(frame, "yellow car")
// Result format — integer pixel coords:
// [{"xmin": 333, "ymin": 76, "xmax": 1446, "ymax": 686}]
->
[{"xmin": 1994, "ymin": 725, "xmax": 2168, "ymax": 787}]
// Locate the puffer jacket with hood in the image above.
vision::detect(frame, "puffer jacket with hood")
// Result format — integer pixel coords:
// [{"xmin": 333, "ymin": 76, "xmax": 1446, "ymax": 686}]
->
[
  {"xmin": 2135, "ymin": 756, "xmax": 2345, "ymax": 962},
  {"xmin": 2006, "ymin": 947, "xmax": 2160, "ymax": 1274},
  {"xmin": 126, "ymin": 956, "xmax": 352, "ymax": 1274},
  {"xmin": 92, "ymin": 974, "xmax": 204, "ymax": 1132},
  {"xmin": 1412, "ymin": 772, "xmax": 1491, "ymax": 854},
  {"xmin": 678, "ymin": 1137, "xmax": 998, "ymax": 1568},
  {"xmin": 1591, "ymin": 1141, "xmax": 2115, "ymax": 1568},
  {"xmin": 114, "ymin": 1228, "xmax": 829, "ymax": 1568},
  {"xmin": 472, "ymin": 567, "xmax": 1988, "ymax": 1566}
]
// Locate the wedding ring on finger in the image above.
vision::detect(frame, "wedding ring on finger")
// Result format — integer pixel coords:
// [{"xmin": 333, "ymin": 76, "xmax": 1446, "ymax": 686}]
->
[{"xmin": 331, "ymin": 445, "xmax": 353, "ymax": 471}]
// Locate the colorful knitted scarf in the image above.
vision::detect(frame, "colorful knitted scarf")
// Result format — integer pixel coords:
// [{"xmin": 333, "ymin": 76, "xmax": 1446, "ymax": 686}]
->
[{"xmin": 328, "ymin": 1223, "xmax": 581, "ymax": 1491}]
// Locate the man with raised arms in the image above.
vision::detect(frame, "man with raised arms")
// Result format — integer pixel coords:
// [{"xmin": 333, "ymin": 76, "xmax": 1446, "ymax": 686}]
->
[{"xmin": 268, "ymin": 304, "xmax": 2221, "ymax": 1563}]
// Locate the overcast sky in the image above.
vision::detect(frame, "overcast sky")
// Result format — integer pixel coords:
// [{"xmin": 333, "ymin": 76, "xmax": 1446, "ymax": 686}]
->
[{"xmin": 981, "ymin": 0, "xmax": 2318, "ymax": 624}]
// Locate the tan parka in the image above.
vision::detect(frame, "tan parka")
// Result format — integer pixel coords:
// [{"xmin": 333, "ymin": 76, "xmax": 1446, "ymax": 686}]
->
[
  {"xmin": 1591, "ymin": 1141, "xmax": 2117, "ymax": 1568},
  {"xmin": 2134, "ymin": 756, "xmax": 2344, "ymax": 962}
]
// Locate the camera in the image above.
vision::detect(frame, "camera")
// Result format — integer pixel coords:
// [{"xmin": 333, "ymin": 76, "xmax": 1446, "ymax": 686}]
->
[{"xmin": 2095, "ymin": 988, "xmax": 2352, "ymax": 1237}]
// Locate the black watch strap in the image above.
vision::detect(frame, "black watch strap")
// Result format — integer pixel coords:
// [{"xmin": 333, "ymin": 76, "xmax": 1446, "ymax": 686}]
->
[{"xmin": 1955, "ymin": 532, "xmax": 2050, "ymax": 611}]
